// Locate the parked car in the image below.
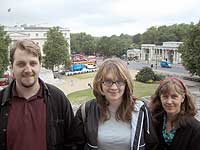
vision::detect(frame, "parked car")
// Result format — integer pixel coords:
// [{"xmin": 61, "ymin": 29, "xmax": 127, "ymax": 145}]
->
[
  {"xmin": 0, "ymin": 78, "xmax": 9, "ymax": 86},
  {"xmin": 160, "ymin": 60, "xmax": 172, "ymax": 68},
  {"xmin": 86, "ymin": 64, "xmax": 96, "ymax": 69},
  {"xmin": 70, "ymin": 64, "xmax": 87, "ymax": 72}
]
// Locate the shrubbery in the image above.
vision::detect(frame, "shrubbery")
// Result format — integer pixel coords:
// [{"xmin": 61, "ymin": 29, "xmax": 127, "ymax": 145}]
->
[
  {"xmin": 135, "ymin": 67, "xmax": 165, "ymax": 83},
  {"xmin": 154, "ymin": 73, "xmax": 166, "ymax": 81},
  {"xmin": 135, "ymin": 67, "xmax": 155, "ymax": 83}
]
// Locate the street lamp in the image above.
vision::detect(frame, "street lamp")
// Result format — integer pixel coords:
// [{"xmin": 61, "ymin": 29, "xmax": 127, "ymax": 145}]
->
[{"xmin": 155, "ymin": 48, "xmax": 158, "ymax": 69}]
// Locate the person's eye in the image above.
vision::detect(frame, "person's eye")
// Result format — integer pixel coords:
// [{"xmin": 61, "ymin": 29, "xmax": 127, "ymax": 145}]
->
[
  {"xmin": 30, "ymin": 61, "xmax": 38, "ymax": 66},
  {"xmin": 16, "ymin": 62, "xmax": 25, "ymax": 67},
  {"xmin": 161, "ymin": 96, "xmax": 168, "ymax": 99},
  {"xmin": 171, "ymin": 94, "xmax": 178, "ymax": 99},
  {"xmin": 105, "ymin": 80, "xmax": 112, "ymax": 84},
  {"xmin": 116, "ymin": 80, "xmax": 125, "ymax": 85}
]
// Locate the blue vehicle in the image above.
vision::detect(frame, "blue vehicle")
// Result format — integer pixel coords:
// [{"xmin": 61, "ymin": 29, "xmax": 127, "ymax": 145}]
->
[
  {"xmin": 160, "ymin": 60, "xmax": 172, "ymax": 68},
  {"xmin": 70, "ymin": 64, "xmax": 86, "ymax": 72}
]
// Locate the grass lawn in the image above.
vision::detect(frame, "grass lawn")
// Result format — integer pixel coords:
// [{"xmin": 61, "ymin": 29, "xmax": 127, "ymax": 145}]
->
[
  {"xmin": 72, "ymin": 72, "xmax": 96, "ymax": 79},
  {"xmin": 68, "ymin": 81, "xmax": 159, "ymax": 104}
]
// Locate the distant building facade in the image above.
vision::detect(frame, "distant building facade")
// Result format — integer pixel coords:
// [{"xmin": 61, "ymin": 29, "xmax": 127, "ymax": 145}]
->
[
  {"xmin": 4, "ymin": 25, "xmax": 71, "ymax": 57},
  {"xmin": 127, "ymin": 49, "xmax": 141, "ymax": 60},
  {"xmin": 141, "ymin": 41, "xmax": 183, "ymax": 64}
]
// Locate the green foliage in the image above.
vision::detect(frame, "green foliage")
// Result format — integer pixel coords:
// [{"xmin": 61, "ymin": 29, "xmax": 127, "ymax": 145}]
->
[
  {"xmin": 142, "ymin": 26, "xmax": 159, "ymax": 44},
  {"xmin": 178, "ymin": 23, "xmax": 200, "ymax": 76},
  {"xmin": 135, "ymin": 67, "xmax": 155, "ymax": 83},
  {"xmin": 96, "ymin": 34, "xmax": 132, "ymax": 57},
  {"xmin": 154, "ymin": 73, "xmax": 166, "ymax": 81},
  {"xmin": 69, "ymin": 23, "xmax": 193, "ymax": 58},
  {"xmin": 43, "ymin": 27, "xmax": 69, "ymax": 70},
  {"xmin": 0, "ymin": 26, "xmax": 10, "ymax": 77},
  {"xmin": 135, "ymin": 67, "xmax": 165, "ymax": 83},
  {"xmin": 70, "ymin": 32, "xmax": 96, "ymax": 55},
  {"xmin": 141, "ymin": 23, "xmax": 193, "ymax": 45}
]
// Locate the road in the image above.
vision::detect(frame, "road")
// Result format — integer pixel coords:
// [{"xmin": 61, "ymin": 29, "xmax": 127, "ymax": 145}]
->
[{"xmin": 128, "ymin": 60, "xmax": 189, "ymax": 75}]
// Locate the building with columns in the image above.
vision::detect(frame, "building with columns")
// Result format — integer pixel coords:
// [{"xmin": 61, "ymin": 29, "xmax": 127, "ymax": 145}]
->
[
  {"xmin": 141, "ymin": 41, "xmax": 183, "ymax": 64},
  {"xmin": 4, "ymin": 25, "xmax": 71, "ymax": 57}
]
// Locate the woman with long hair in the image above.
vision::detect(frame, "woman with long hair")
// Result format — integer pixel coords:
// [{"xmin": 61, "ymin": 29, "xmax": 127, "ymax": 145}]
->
[
  {"xmin": 71, "ymin": 58, "xmax": 158, "ymax": 150},
  {"xmin": 149, "ymin": 77, "xmax": 200, "ymax": 150}
]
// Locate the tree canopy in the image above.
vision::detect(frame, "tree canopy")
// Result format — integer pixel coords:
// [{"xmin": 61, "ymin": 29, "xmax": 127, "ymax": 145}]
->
[
  {"xmin": 95, "ymin": 34, "xmax": 132, "ymax": 57},
  {"xmin": 70, "ymin": 23, "xmax": 194, "ymax": 58},
  {"xmin": 43, "ymin": 27, "xmax": 69, "ymax": 71},
  {"xmin": 0, "ymin": 26, "xmax": 10, "ymax": 77},
  {"xmin": 141, "ymin": 23, "xmax": 193, "ymax": 45},
  {"xmin": 70, "ymin": 32, "xmax": 96, "ymax": 55},
  {"xmin": 178, "ymin": 23, "xmax": 200, "ymax": 76}
]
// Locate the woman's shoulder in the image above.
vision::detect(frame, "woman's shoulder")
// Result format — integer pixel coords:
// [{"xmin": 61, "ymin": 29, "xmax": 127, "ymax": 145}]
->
[
  {"xmin": 188, "ymin": 117, "xmax": 200, "ymax": 130},
  {"xmin": 134, "ymin": 99, "xmax": 152, "ymax": 112},
  {"xmin": 179, "ymin": 117, "xmax": 200, "ymax": 132},
  {"xmin": 85, "ymin": 99, "xmax": 97, "ymax": 106},
  {"xmin": 82, "ymin": 99, "xmax": 99, "ymax": 112}
]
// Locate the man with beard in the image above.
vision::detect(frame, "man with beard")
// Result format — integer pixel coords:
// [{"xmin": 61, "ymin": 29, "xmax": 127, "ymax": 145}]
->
[{"xmin": 0, "ymin": 39, "xmax": 74, "ymax": 150}]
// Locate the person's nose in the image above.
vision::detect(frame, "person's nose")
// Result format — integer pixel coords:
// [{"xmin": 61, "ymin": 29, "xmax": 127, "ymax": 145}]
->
[
  {"xmin": 110, "ymin": 82, "xmax": 118, "ymax": 89},
  {"xmin": 24, "ymin": 64, "xmax": 32, "ymax": 72},
  {"xmin": 165, "ymin": 97, "xmax": 173, "ymax": 104}
]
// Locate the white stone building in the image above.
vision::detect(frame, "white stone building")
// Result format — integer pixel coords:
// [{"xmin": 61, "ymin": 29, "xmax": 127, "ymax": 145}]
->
[
  {"xmin": 127, "ymin": 49, "xmax": 141, "ymax": 60},
  {"xmin": 4, "ymin": 25, "xmax": 71, "ymax": 57},
  {"xmin": 141, "ymin": 42, "xmax": 183, "ymax": 64}
]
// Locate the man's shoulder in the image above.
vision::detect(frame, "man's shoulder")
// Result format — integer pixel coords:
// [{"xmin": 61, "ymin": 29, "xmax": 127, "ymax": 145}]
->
[
  {"xmin": 44, "ymin": 83, "xmax": 68, "ymax": 101},
  {"xmin": 45, "ymin": 83, "xmax": 59, "ymax": 90},
  {"xmin": 0, "ymin": 84, "xmax": 11, "ymax": 97}
]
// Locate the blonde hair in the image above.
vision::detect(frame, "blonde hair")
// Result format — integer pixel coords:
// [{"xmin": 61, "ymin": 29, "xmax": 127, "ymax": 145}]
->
[{"xmin": 93, "ymin": 58, "xmax": 135, "ymax": 122}]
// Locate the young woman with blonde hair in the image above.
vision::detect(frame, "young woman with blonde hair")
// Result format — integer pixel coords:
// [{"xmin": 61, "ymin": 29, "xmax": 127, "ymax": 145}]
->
[{"xmin": 72, "ymin": 58, "xmax": 158, "ymax": 150}]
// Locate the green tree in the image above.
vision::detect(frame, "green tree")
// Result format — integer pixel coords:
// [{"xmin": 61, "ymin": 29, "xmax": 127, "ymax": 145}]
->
[
  {"xmin": 141, "ymin": 26, "xmax": 159, "ymax": 44},
  {"xmin": 132, "ymin": 33, "xmax": 142, "ymax": 48},
  {"xmin": 96, "ymin": 36, "xmax": 111, "ymax": 57},
  {"xmin": 43, "ymin": 27, "xmax": 69, "ymax": 71},
  {"xmin": 178, "ymin": 23, "xmax": 200, "ymax": 76},
  {"xmin": 96, "ymin": 34, "xmax": 132, "ymax": 57},
  {"xmin": 70, "ymin": 32, "xmax": 96, "ymax": 55},
  {"xmin": 0, "ymin": 26, "xmax": 10, "ymax": 77},
  {"xmin": 141, "ymin": 23, "xmax": 192, "ymax": 45}
]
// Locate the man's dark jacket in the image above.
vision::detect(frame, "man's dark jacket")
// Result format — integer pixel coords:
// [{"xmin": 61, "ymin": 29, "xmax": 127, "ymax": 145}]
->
[{"xmin": 0, "ymin": 79, "xmax": 74, "ymax": 150}]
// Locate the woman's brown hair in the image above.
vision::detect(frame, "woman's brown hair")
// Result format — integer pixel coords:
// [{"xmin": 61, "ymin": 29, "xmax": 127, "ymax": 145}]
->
[{"xmin": 149, "ymin": 77, "xmax": 197, "ymax": 127}]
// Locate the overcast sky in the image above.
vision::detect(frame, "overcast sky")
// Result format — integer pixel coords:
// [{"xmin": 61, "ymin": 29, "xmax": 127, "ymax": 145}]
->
[{"xmin": 1, "ymin": 0, "xmax": 200, "ymax": 36}]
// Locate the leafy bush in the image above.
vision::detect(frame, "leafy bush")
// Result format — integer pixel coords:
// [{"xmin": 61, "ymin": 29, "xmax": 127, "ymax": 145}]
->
[
  {"xmin": 154, "ymin": 73, "xmax": 166, "ymax": 81},
  {"xmin": 135, "ymin": 67, "xmax": 155, "ymax": 83}
]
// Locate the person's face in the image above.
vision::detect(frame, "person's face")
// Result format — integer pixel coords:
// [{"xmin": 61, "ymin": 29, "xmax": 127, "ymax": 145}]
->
[
  {"xmin": 12, "ymin": 48, "xmax": 41, "ymax": 89},
  {"xmin": 160, "ymin": 90, "xmax": 184, "ymax": 117},
  {"xmin": 101, "ymin": 73, "xmax": 126, "ymax": 104}
]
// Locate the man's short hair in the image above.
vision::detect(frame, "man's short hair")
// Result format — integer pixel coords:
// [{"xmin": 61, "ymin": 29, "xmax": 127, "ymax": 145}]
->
[{"xmin": 10, "ymin": 39, "xmax": 41, "ymax": 64}]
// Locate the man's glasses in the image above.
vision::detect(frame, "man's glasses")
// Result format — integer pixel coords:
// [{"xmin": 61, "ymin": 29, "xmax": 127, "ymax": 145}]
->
[{"xmin": 102, "ymin": 80, "xmax": 125, "ymax": 87}]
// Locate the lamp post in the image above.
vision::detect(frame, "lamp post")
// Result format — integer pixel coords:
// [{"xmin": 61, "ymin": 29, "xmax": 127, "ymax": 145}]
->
[{"xmin": 155, "ymin": 48, "xmax": 157, "ymax": 69}]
